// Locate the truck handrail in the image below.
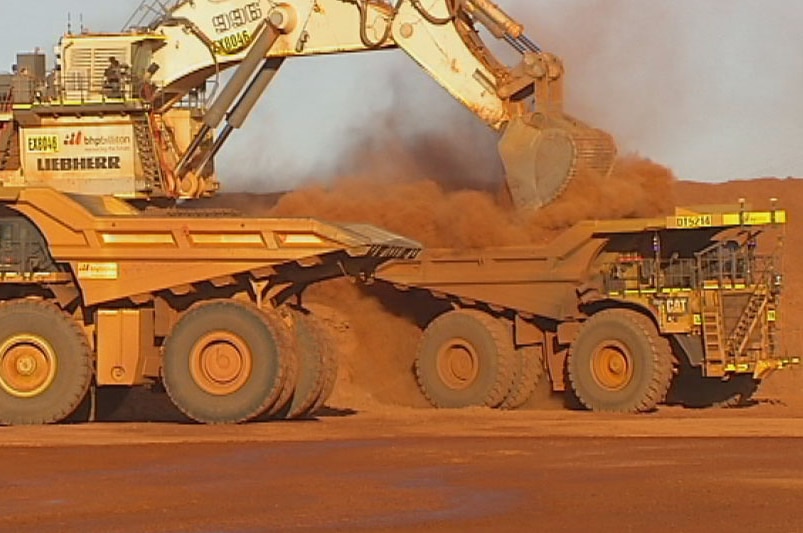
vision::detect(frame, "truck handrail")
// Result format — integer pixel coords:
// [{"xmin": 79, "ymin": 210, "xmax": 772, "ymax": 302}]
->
[{"xmin": 603, "ymin": 247, "xmax": 778, "ymax": 296}]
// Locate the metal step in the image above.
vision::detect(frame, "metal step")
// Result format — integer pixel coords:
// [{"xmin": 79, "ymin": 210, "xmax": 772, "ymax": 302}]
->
[
  {"xmin": 131, "ymin": 114, "xmax": 163, "ymax": 192},
  {"xmin": 701, "ymin": 291, "xmax": 727, "ymax": 376},
  {"xmin": 727, "ymin": 288, "xmax": 769, "ymax": 357}
]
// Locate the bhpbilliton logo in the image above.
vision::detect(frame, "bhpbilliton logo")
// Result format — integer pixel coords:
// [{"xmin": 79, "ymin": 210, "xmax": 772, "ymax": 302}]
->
[{"xmin": 64, "ymin": 131, "xmax": 83, "ymax": 146}]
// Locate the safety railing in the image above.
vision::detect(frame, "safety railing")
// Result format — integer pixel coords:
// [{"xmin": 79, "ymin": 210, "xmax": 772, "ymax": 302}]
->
[
  {"xmin": 602, "ymin": 245, "xmax": 779, "ymax": 296},
  {"xmin": 14, "ymin": 73, "xmax": 208, "ymax": 118},
  {"xmin": 0, "ymin": 91, "xmax": 12, "ymax": 114},
  {"xmin": 39, "ymin": 71, "xmax": 143, "ymax": 106},
  {"xmin": 4, "ymin": 68, "xmax": 211, "ymax": 115},
  {"xmin": 695, "ymin": 241, "xmax": 751, "ymax": 287},
  {"xmin": 123, "ymin": 0, "xmax": 185, "ymax": 30},
  {"xmin": 603, "ymin": 256, "xmax": 698, "ymax": 295}
]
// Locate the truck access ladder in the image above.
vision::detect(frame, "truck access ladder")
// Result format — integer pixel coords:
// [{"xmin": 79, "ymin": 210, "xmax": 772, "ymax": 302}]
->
[
  {"xmin": 132, "ymin": 114, "xmax": 164, "ymax": 192},
  {"xmin": 701, "ymin": 290, "xmax": 727, "ymax": 376},
  {"xmin": 726, "ymin": 287, "xmax": 770, "ymax": 357}
]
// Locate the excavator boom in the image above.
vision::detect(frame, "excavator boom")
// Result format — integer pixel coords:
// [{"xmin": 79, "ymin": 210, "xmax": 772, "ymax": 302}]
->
[{"xmin": 2, "ymin": 0, "xmax": 617, "ymax": 208}]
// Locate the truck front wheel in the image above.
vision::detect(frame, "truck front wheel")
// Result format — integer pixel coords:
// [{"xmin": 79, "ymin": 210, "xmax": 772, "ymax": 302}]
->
[
  {"xmin": 163, "ymin": 300, "xmax": 290, "ymax": 424},
  {"xmin": 568, "ymin": 310, "xmax": 673, "ymax": 413},
  {"xmin": 0, "ymin": 300, "xmax": 92, "ymax": 425},
  {"xmin": 415, "ymin": 309, "xmax": 514, "ymax": 408}
]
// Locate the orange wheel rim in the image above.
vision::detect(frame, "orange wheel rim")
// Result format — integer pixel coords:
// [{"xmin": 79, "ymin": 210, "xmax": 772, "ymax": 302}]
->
[
  {"xmin": 590, "ymin": 340, "xmax": 634, "ymax": 391},
  {"xmin": 0, "ymin": 335, "xmax": 58, "ymax": 398},
  {"xmin": 190, "ymin": 332, "xmax": 252, "ymax": 396},
  {"xmin": 436, "ymin": 338, "xmax": 480, "ymax": 391}
]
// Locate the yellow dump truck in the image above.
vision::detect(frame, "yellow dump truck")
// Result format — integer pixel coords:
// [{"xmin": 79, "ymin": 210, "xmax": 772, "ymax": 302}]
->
[
  {"xmin": 0, "ymin": 187, "xmax": 419, "ymax": 425},
  {"xmin": 377, "ymin": 205, "xmax": 791, "ymax": 412}
]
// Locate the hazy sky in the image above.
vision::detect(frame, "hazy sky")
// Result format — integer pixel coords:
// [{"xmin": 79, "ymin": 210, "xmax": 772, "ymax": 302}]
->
[{"xmin": 2, "ymin": 0, "xmax": 802, "ymax": 190}]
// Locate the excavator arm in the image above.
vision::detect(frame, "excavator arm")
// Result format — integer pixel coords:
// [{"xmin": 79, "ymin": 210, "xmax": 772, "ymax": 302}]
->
[{"xmin": 65, "ymin": 0, "xmax": 618, "ymax": 208}]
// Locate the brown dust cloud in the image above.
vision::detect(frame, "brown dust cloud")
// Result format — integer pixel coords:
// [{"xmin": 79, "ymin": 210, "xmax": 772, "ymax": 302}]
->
[
  {"xmin": 199, "ymin": 1, "xmax": 803, "ymax": 409},
  {"xmin": 216, "ymin": 115, "xmax": 678, "ymax": 408}
]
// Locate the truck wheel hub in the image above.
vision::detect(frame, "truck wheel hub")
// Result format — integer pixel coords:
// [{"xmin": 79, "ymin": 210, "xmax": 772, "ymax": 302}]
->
[
  {"xmin": 591, "ymin": 341, "xmax": 633, "ymax": 391},
  {"xmin": 190, "ymin": 333, "xmax": 252, "ymax": 396},
  {"xmin": 437, "ymin": 339, "xmax": 479, "ymax": 390},
  {"xmin": 0, "ymin": 335, "xmax": 57, "ymax": 398}
]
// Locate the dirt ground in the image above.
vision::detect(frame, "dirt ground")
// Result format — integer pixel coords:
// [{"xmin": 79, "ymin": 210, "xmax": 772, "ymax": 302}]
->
[
  {"xmin": 3, "ymin": 408, "xmax": 803, "ymax": 532},
  {"xmin": 7, "ymin": 176, "xmax": 803, "ymax": 532}
]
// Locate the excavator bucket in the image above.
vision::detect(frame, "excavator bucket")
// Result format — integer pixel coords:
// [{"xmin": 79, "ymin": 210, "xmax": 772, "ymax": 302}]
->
[{"xmin": 499, "ymin": 114, "xmax": 618, "ymax": 210}]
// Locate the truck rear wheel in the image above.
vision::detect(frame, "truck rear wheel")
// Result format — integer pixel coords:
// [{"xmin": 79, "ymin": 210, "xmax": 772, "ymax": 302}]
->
[
  {"xmin": 568, "ymin": 310, "xmax": 672, "ymax": 413},
  {"xmin": 416, "ymin": 309, "xmax": 514, "ymax": 409},
  {"xmin": 501, "ymin": 345, "xmax": 545, "ymax": 410},
  {"xmin": 309, "ymin": 323, "xmax": 338, "ymax": 416},
  {"xmin": 0, "ymin": 300, "xmax": 92, "ymax": 425},
  {"xmin": 162, "ymin": 300, "xmax": 289, "ymax": 424},
  {"xmin": 261, "ymin": 309, "xmax": 298, "ymax": 418},
  {"xmin": 280, "ymin": 310, "xmax": 328, "ymax": 419}
]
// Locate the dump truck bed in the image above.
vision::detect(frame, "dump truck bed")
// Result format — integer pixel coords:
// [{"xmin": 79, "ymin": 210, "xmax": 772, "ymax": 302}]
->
[
  {"xmin": 376, "ymin": 208, "xmax": 787, "ymax": 321},
  {"xmin": 1, "ymin": 188, "xmax": 421, "ymax": 305}
]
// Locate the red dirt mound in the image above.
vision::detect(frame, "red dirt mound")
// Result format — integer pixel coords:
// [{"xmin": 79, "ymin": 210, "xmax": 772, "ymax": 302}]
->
[{"xmin": 211, "ymin": 156, "xmax": 678, "ymax": 408}]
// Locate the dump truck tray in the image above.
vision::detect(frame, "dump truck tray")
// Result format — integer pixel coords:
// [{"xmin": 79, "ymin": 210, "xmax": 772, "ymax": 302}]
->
[{"xmin": 1, "ymin": 188, "xmax": 421, "ymax": 305}]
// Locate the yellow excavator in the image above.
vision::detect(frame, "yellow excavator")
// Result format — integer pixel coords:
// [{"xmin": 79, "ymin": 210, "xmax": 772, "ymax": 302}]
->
[{"xmin": 1, "ymin": 0, "xmax": 616, "ymax": 209}]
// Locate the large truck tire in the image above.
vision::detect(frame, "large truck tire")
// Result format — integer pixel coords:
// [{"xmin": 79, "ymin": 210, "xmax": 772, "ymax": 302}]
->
[
  {"xmin": 567, "ymin": 309, "xmax": 673, "ymax": 413},
  {"xmin": 0, "ymin": 300, "xmax": 92, "ymax": 425},
  {"xmin": 415, "ymin": 309, "xmax": 515, "ymax": 409},
  {"xmin": 501, "ymin": 345, "xmax": 545, "ymax": 410},
  {"xmin": 714, "ymin": 376, "xmax": 760, "ymax": 408},
  {"xmin": 261, "ymin": 309, "xmax": 298, "ymax": 418},
  {"xmin": 667, "ymin": 372, "xmax": 760, "ymax": 409},
  {"xmin": 308, "ymin": 323, "xmax": 338, "ymax": 415},
  {"xmin": 275, "ymin": 309, "xmax": 326, "ymax": 419},
  {"xmin": 162, "ymin": 300, "xmax": 289, "ymax": 424}
]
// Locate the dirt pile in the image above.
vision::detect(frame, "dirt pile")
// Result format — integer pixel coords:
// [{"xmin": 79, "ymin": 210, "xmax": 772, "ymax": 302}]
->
[
  {"xmin": 209, "ymin": 159, "xmax": 803, "ymax": 410},
  {"xmin": 213, "ymin": 155, "xmax": 674, "ymax": 408}
]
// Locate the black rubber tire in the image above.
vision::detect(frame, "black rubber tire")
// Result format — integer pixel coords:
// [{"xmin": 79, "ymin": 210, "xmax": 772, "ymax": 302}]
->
[
  {"xmin": 162, "ymin": 300, "xmax": 288, "ymax": 424},
  {"xmin": 275, "ymin": 310, "xmax": 331, "ymax": 419},
  {"xmin": 67, "ymin": 386, "xmax": 133, "ymax": 423},
  {"xmin": 501, "ymin": 345, "xmax": 546, "ymax": 410},
  {"xmin": 415, "ymin": 309, "xmax": 515, "ymax": 409},
  {"xmin": 261, "ymin": 309, "xmax": 298, "ymax": 418},
  {"xmin": 0, "ymin": 300, "xmax": 92, "ymax": 425},
  {"xmin": 715, "ymin": 376, "xmax": 760, "ymax": 408},
  {"xmin": 309, "ymin": 323, "xmax": 338, "ymax": 416},
  {"xmin": 667, "ymin": 372, "xmax": 760, "ymax": 409},
  {"xmin": 567, "ymin": 309, "xmax": 673, "ymax": 413}
]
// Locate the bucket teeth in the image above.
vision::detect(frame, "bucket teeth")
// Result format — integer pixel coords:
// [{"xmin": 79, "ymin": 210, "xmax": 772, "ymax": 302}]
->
[
  {"xmin": 499, "ymin": 114, "xmax": 618, "ymax": 210},
  {"xmin": 568, "ymin": 127, "xmax": 617, "ymax": 181}
]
